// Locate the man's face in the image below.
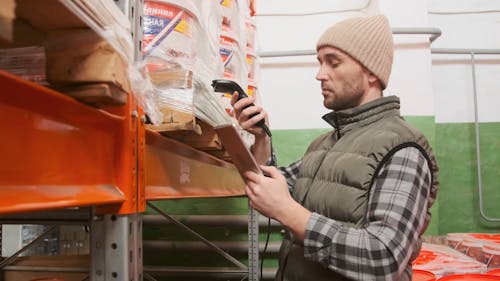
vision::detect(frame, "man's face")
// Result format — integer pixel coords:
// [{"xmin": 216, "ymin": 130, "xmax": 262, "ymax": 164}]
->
[{"xmin": 316, "ymin": 46, "xmax": 371, "ymax": 111}]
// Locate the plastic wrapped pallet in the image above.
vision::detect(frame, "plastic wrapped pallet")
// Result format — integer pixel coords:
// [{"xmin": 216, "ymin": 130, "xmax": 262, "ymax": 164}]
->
[
  {"xmin": 45, "ymin": 29, "xmax": 130, "ymax": 105},
  {"xmin": 139, "ymin": 0, "xmax": 226, "ymax": 130},
  {"xmin": 2, "ymin": 0, "xmax": 134, "ymax": 107},
  {"xmin": 0, "ymin": 0, "xmax": 15, "ymax": 43},
  {"xmin": 413, "ymin": 243, "xmax": 488, "ymax": 278},
  {"xmin": 0, "ymin": 46, "xmax": 46, "ymax": 84}
]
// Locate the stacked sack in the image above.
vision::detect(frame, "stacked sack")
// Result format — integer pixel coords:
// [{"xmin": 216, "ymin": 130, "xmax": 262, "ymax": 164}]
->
[
  {"xmin": 139, "ymin": 0, "xmax": 262, "ymax": 153},
  {"xmin": 140, "ymin": 0, "xmax": 225, "ymax": 132}
]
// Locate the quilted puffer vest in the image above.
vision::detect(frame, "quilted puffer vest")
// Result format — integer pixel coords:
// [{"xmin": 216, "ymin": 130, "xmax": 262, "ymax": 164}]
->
[{"xmin": 276, "ymin": 96, "xmax": 439, "ymax": 281}]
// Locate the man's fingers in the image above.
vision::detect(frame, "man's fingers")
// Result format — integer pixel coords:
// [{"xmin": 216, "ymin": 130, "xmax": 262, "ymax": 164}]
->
[
  {"xmin": 243, "ymin": 171, "xmax": 262, "ymax": 184},
  {"xmin": 230, "ymin": 91, "xmax": 239, "ymax": 106},
  {"xmin": 260, "ymin": 165, "xmax": 281, "ymax": 178}
]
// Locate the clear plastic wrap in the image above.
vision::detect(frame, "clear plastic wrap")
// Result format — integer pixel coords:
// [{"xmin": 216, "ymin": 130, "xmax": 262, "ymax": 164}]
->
[
  {"xmin": 139, "ymin": 0, "xmax": 229, "ymax": 127},
  {"xmin": 45, "ymin": 29, "xmax": 130, "ymax": 91},
  {"xmin": 128, "ymin": 62, "xmax": 164, "ymax": 124},
  {"xmin": 413, "ymin": 243, "xmax": 488, "ymax": 278},
  {"xmin": 219, "ymin": 30, "xmax": 248, "ymax": 88},
  {"xmin": 0, "ymin": 46, "xmax": 47, "ymax": 85},
  {"xmin": 59, "ymin": 0, "xmax": 134, "ymax": 63}
]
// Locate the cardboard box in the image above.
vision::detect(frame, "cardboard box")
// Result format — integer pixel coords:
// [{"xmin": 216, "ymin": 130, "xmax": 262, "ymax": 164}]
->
[
  {"xmin": 0, "ymin": 0, "xmax": 15, "ymax": 43},
  {"xmin": 162, "ymin": 119, "xmax": 223, "ymax": 151},
  {"xmin": 15, "ymin": 0, "xmax": 86, "ymax": 31},
  {"xmin": 46, "ymin": 28, "xmax": 131, "ymax": 93},
  {"xmin": 56, "ymin": 83, "xmax": 127, "ymax": 107},
  {"xmin": 147, "ymin": 105, "xmax": 202, "ymax": 134}
]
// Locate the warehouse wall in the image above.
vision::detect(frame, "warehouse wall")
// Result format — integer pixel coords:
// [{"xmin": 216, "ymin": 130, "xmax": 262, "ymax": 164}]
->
[
  {"xmin": 429, "ymin": 0, "xmax": 500, "ymax": 233},
  {"xmin": 151, "ymin": 0, "xmax": 500, "ymax": 262},
  {"xmin": 145, "ymin": 1, "xmax": 500, "ymax": 279},
  {"xmin": 254, "ymin": 0, "xmax": 500, "ymax": 235}
]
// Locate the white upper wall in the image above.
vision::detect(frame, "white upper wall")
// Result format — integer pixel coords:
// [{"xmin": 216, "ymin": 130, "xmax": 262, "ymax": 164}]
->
[
  {"xmin": 255, "ymin": 0, "xmax": 435, "ymax": 129},
  {"xmin": 428, "ymin": 0, "xmax": 500, "ymax": 123},
  {"xmin": 254, "ymin": 0, "xmax": 500, "ymax": 129}
]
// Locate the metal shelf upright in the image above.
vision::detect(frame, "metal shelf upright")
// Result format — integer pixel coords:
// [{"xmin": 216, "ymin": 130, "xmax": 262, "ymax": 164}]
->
[{"xmin": 0, "ymin": 0, "xmax": 259, "ymax": 280}]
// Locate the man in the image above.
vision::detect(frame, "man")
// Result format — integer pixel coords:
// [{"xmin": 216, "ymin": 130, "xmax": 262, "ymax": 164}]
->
[{"xmin": 231, "ymin": 14, "xmax": 439, "ymax": 281}]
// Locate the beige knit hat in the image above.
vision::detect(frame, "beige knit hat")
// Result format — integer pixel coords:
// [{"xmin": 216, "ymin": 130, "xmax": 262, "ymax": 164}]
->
[{"xmin": 316, "ymin": 14, "xmax": 394, "ymax": 89}]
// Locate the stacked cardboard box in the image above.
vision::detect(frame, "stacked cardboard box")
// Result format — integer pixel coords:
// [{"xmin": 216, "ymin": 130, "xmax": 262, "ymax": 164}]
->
[
  {"xmin": 46, "ymin": 29, "xmax": 130, "ymax": 106},
  {"xmin": 0, "ymin": 0, "xmax": 15, "ymax": 43},
  {"xmin": 1, "ymin": 0, "xmax": 130, "ymax": 107}
]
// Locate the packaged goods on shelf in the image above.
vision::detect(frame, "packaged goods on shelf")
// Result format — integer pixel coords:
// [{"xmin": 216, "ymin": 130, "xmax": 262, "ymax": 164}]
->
[
  {"xmin": 247, "ymin": 79, "xmax": 258, "ymax": 97},
  {"xmin": 245, "ymin": 17, "xmax": 256, "ymax": 49},
  {"xmin": 463, "ymin": 237, "xmax": 487, "ymax": 262},
  {"xmin": 246, "ymin": 47, "xmax": 257, "ymax": 80},
  {"xmin": 446, "ymin": 233, "xmax": 500, "ymax": 267},
  {"xmin": 162, "ymin": 120, "xmax": 223, "ymax": 151},
  {"xmin": 413, "ymin": 243, "xmax": 487, "ymax": 278},
  {"xmin": 0, "ymin": 0, "xmax": 15, "ymax": 43},
  {"xmin": 218, "ymin": 0, "xmax": 249, "ymax": 86},
  {"xmin": 140, "ymin": 0, "xmax": 225, "ymax": 130},
  {"xmin": 138, "ymin": 0, "xmax": 254, "ymax": 156},
  {"xmin": 12, "ymin": 0, "xmax": 133, "ymax": 62},
  {"xmin": 51, "ymin": 0, "xmax": 134, "ymax": 62},
  {"xmin": 215, "ymin": 0, "xmax": 257, "ymax": 150},
  {"xmin": 220, "ymin": 0, "xmax": 238, "ymax": 35},
  {"xmin": 1, "ymin": 0, "xmax": 134, "ymax": 107},
  {"xmin": 142, "ymin": 0, "xmax": 199, "ymax": 82},
  {"xmin": 447, "ymin": 233, "xmax": 468, "ymax": 249},
  {"xmin": 45, "ymin": 29, "xmax": 130, "ymax": 105},
  {"xmin": 0, "ymin": 46, "xmax": 46, "ymax": 84},
  {"xmin": 219, "ymin": 30, "xmax": 248, "ymax": 85},
  {"xmin": 248, "ymin": 0, "xmax": 256, "ymax": 16},
  {"xmin": 484, "ymin": 243, "xmax": 500, "ymax": 269}
]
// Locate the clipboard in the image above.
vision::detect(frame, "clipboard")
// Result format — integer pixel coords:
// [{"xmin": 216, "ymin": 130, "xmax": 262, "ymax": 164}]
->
[{"xmin": 214, "ymin": 124, "xmax": 262, "ymax": 179}]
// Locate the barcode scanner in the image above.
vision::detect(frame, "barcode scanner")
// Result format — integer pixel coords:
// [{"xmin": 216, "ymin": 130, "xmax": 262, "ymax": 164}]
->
[{"xmin": 212, "ymin": 79, "xmax": 272, "ymax": 137}]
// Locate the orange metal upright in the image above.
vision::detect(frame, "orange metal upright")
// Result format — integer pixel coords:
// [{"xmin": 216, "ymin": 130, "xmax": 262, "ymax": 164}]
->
[
  {"xmin": 0, "ymin": 70, "xmax": 144, "ymax": 215},
  {"xmin": 0, "ymin": 67, "xmax": 245, "ymax": 215}
]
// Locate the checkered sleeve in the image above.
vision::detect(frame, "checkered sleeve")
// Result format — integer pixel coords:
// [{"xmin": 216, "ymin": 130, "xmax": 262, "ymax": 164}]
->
[
  {"xmin": 303, "ymin": 146, "xmax": 432, "ymax": 280},
  {"xmin": 278, "ymin": 160, "xmax": 302, "ymax": 193}
]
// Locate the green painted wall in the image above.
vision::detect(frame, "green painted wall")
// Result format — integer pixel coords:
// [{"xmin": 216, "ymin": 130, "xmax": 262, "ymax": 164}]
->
[
  {"xmin": 271, "ymin": 116, "xmax": 440, "ymax": 235},
  {"xmin": 145, "ymin": 119, "xmax": 500, "ymax": 275},
  {"xmin": 149, "ymin": 116, "xmax": 440, "ymax": 228},
  {"xmin": 270, "ymin": 119, "xmax": 500, "ymax": 234},
  {"xmin": 436, "ymin": 122, "xmax": 500, "ymax": 234}
]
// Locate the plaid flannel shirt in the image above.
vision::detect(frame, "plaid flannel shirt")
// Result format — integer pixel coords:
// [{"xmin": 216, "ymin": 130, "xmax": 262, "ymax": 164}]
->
[{"xmin": 278, "ymin": 146, "xmax": 432, "ymax": 280}]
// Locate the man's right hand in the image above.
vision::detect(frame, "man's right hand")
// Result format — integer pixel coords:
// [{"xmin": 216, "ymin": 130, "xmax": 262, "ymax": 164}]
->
[
  {"xmin": 230, "ymin": 91, "xmax": 269, "ymax": 138},
  {"xmin": 230, "ymin": 91, "xmax": 272, "ymax": 165}
]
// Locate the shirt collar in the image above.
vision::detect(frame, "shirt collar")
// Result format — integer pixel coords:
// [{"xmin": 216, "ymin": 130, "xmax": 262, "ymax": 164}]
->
[{"xmin": 322, "ymin": 96, "xmax": 401, "ymax": 136}]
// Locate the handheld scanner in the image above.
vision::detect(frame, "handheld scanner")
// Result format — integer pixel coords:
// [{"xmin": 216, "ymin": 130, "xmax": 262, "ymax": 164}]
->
[{"xmin": 211, "ymin": 79, "xmax": 272, "ymax": 137}]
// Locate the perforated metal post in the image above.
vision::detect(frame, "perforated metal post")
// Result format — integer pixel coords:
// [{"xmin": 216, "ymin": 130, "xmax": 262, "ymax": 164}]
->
[
  {"xmin": 114, "ymin": 0, "xmax": 143, "ymax": 61},
  {"xmin": 91, "ymin": 214, "xmax": 143, "ymax": 281},
  {"xmin": 248, "ymin": 206, "xmax": 260, "ymax": 281}
]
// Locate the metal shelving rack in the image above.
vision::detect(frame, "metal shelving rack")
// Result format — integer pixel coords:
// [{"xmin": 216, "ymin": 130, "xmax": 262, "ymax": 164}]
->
[{"xmin": 0, "ymin": 0, "xmax": 260, "ymax": 280}]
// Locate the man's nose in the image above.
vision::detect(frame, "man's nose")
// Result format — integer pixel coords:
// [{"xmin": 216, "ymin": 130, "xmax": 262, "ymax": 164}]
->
[{"xmin": 316, "ymin": 66, "xmax": 327, "ymax": 81}]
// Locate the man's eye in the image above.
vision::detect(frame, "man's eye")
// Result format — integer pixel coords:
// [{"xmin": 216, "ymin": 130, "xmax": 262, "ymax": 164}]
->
[{"xmin": 330, "ymin": 62, "xmax": 340, "ymax": 67}]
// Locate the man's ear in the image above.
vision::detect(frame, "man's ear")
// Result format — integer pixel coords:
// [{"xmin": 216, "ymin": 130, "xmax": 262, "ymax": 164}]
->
[
  {"xmin": 368, "ymin": 72, "xmax": 379, "ymax": 84},
  {"xmin": 367, "ymin": 72, "xmax": 383, "ymax": 90}
]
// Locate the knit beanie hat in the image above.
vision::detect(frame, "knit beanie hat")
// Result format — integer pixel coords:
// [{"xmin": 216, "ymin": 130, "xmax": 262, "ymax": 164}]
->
[{"xmin": 316, "ymin": 14, "xmax": 394, "ymax": 89}]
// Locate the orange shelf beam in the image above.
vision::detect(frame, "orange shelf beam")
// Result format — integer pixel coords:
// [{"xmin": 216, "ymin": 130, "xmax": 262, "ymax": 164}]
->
[
  {"xmin": 145, "ymin": 129, "xmax": 246, "ymax": 199},
  {"xmin": 0, "ymin": 70, "xmax": 142, "ymax": 215},
  {"xmin": 0, "ymin": 185, "xmax": 124, "ymax": 214}
]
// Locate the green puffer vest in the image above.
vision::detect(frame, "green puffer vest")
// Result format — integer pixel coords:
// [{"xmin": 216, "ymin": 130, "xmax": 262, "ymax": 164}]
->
[{"xmin": 276, "ymin": 96, "xmax": 439, "ymax": 281}]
